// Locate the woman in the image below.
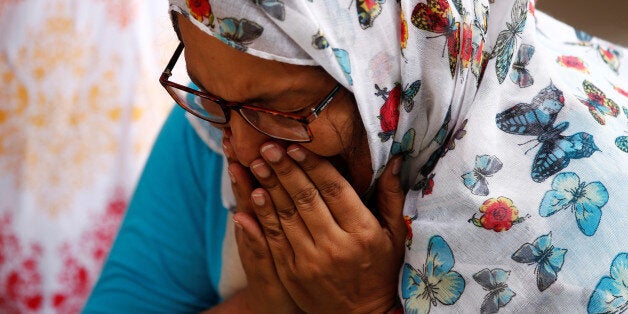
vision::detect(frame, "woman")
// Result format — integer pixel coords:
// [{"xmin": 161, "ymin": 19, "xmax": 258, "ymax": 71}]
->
[{"xmin": 86, "ymin": 0, "xmax": 628, "ymax": 313}]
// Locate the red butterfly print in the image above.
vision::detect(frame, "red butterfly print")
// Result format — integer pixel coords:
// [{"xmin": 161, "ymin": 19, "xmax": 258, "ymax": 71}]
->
[
  {"xmin": 411, "ymin": 0, "xmax": 461, "ymax": 77},
  {"xmin": 459, "ymin": 22, "xmax": 474, "ymax": 70}
]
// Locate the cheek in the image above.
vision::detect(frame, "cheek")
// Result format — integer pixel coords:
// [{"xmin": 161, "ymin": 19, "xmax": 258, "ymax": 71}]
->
[
  {"xmin": 302, "ymin": 104, "xmax": 361, "ymax": 157},
  {"xmin": 302, "ymin": 125, "xmax": 345, "ymax": 156}
]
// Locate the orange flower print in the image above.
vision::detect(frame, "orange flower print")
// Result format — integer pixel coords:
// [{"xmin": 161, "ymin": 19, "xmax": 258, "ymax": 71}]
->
[
  {"xmin": 556, "ymin": 55, "xmax": 589, "ymax": 74},
  {"xmin": 187, "ymin": 0, "xmax": 214, "ymax": 26},
  {"xmin": 469, "ymin": 197, "xmax": 527, "ymax": 232}
]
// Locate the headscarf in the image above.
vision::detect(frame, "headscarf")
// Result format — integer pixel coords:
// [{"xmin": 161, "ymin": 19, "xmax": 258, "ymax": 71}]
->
[{"xmin": 170, "ymin": 0, "xmax": 628, "ymax": 312}]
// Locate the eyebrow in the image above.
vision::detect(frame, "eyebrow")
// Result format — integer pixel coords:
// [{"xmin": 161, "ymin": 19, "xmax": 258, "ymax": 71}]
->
[
  {"xmin": 185, "ymin": 69, "xmax": 319, "ymax": 115},
  {"xmin": 186, "ymin": 68, "xmax": 278, "ymax": 105}
]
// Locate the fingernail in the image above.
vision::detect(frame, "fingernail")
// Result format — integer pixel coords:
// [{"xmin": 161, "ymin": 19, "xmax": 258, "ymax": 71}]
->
[
  {"xmin": 251, "ymin": 192, "xmax": 265, "ymax": 206},
  {"xmin": 287, "ymin": 146, "xmax": 306, "ymax": 162},
  {"xmin": 228, "ymin": 169, "xmax": 236, "ymax": 183},
  {"xmin": 222, "ymin": 143, "xmax": 231, "ymax": 159},
  {"xmin": 251, "ymin": 160, "xmax": 271, "ymax": 178},
  {"xmin": 261, "ymin": 143, "xmax": 282, "ymax": 163},
  {"xmin": 392, "ymin": 157, "xmax": 402, "ymax": 176},
  {"xmin": 232, "ymin": 217, "xmax": 243, "ymax": 230}
]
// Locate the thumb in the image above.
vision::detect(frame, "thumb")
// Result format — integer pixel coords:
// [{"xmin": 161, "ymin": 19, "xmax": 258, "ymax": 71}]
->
[{"xmin": 377, "ymin": 155, "xmax": 407, "ymax": 246}]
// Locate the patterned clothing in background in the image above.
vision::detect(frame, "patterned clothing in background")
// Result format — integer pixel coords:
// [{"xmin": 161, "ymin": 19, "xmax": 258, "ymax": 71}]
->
[{"xmin": 0, "ymin": 1, "xmax": 176, "ymax": 312}]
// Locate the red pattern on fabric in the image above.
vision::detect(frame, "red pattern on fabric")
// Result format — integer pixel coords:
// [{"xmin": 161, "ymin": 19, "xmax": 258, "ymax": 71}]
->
[
  {"xmin": 379, "ymin": 84, "xmax": 401, "ymax": 134},
  {"xmin": 83, "ymin": 190, "xmax": 127, "ymax": 264},
  {"xmin": 95, "ymin": 0, "xmax": 139, "ymax": 28},
  {"xmin": 51, "ymin": 189, "xmax": 127, "ymax": 313},
  {"xmin": 0, "ymin": 213, "xmax": 44, "ymax": 314},
  {"xmin": 51, "ymin": 245, "xmax": 91, "ymax": 313},
  {"xmin": 0, "ymin": 189, "xmax": 127, "ymax": 313}
]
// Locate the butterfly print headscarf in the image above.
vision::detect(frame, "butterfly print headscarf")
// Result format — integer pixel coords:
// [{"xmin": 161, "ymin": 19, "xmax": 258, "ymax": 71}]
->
[{"xmin": 171, "ymin": 0, "xmax": 628, "ymax": 312}]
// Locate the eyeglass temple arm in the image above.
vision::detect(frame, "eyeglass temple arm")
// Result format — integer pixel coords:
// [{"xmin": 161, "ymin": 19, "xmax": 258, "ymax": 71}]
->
[
  {"xmin": 307, "ymin": 84, "xmax": 341, "ymax": 122},
  {"xmin": 162, "ymin": 43, "xmax": 185, "ymax": 77}
]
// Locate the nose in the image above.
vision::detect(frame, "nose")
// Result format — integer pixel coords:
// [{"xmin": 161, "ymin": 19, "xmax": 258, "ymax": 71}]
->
[{"xmin": 227, "ymin": 113, "xmax": 281, "ymax": 167}]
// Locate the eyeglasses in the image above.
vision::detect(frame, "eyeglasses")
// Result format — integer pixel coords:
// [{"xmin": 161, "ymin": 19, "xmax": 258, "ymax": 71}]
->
[{"xmin": 159, "ymin": 43, "xmax": 341, "ymax": 142}]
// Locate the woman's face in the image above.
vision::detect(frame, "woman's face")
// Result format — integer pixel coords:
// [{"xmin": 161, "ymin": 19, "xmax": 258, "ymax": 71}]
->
[{"xmin": 176, "ymin": 15, "xmax": 371, "ymax": 190}]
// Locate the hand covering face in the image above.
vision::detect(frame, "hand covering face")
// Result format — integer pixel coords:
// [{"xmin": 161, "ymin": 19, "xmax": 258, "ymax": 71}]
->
[{"xmin": 171, "ymin": 0, "xmax": 628, "ymax": 312}]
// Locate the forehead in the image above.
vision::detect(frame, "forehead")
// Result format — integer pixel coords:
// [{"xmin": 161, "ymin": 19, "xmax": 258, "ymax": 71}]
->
[{"xmin": 175, "ymin": 14, "xmax": 332, "ymax": 107}]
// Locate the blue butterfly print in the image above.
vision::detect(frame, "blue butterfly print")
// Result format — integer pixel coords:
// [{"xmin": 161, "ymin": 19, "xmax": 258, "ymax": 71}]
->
[
  {"xmin": 332, "ymin": 48, "xmax": 353, "ymax": 86},
  {"xmin": 413, "ymin": 173, "xmax": 435, "ymax": 197},
  {"xmin": 496, "ymin": 83, "xmax": 599, "ymax": 183},
  {"xmin": 417, "ymin": 107, "xmax": 459, "ymax": 182},
  {"xmin": 442, "ymin": 119, "xmax": 468, "ymax": 156},
  {"xmin": 433, "ymin": 105, "xmax": 452, "ymax": 145},
  {"xmin": 216, "ymin": 18, "xmax": 264, "ymax": 51},
  {"xmin": 539, "ymin": 172, "xmax": 608, "ymax": 236},
  {"xmin": 616, "ymin": 136, "xmax": 628, "ymax": 153},
  {"xmin": 492, "ymin": 0, "xmax": 528, "ymax": 84},
  {"xmin": 511, "ymin": 232, "xmax": 567, "ymax": 291},
  {"xmin": 473, "ymin": 268, "xmax": 516, "ymax": 314},
  {"xmin": 587, "ymin": 253, "xmax": 628, "ymax": 314},
  {"xmin": 402, "ymin": 235, "xmax": 465, "ymax": 313},
  {"xmin": 575, "ymin": 29, "xmax": 594, "ymax": 44},
  {"xmin": 391, "ymin": 128, "xmax": 416, "ymax": 159},
  {"xmin": 471, "ymin": 1, "xmax": 489, "ymax": 81},
  {"xmin": 462, "ymin": 155, "xmax": 503, "ymax": 196},
  {"xmin": 252, "ymin": 0, "xmax": 285, "ymax": 20},
  {"xmin": 414, "ymin": 113, "xmax": 464, "ymax": 195},
  {"xmin": 402, "ymin": 80, "xmax": 422, "ymax": 112},
  {"xmin": 510, "ymin": 44, "xmax": 535, "ymax": 88}
]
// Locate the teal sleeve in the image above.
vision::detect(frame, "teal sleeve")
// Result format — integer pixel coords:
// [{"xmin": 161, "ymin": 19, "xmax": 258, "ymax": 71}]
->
[{"xmin": 84, "ymin": 106, "xmax": 228, "ymax": 313}]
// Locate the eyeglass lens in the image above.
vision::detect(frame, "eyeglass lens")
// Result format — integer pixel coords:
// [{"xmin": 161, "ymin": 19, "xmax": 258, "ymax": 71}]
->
[
  {"xmin": 166, "ymin": 84, "xmax": 311, "ymax": 141},
  {"xmin": 165, "ymin": 84, "xmax": 227, "ymax": 123}
]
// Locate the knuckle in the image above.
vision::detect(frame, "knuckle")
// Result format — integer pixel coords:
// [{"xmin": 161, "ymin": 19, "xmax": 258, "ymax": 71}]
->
[
  {"xmin": 254, "ymin": 205, "xmax": 275, "ymax": 220},
  {"xmin": 249, "ymin": 244, "xmax": 269, "ymax": 260},
  {"xmin": 355, "ymin": 232, "xmax": 381, "ymax": 250},
  {"xmin": 326, "ymin": 249, "xmax": 349, "ymax": 264},
  {"xmin": 273, "ymin": 162, "xmax": 296, "ymax": 178},
  {"xmin": 275, "ymin": 204, "xmax": 298, "ymax": 220},
  {"xmin": 282, "ymin": 260, "xmax": 299, "ymax": 278},
  {"xmin": 383, "ymin": 183, "xmax": 403, "ymax": 198},
  {"xmin": 261, "ymin": 221, "xmax": 285, "ymax": 239},
  {"xmin": 318, "ymin": 180, "xmax": 344, "ymax": 199},
  {"xmin": 298, "ymin": 158, "xmax": 320, "ymax": 172},
  {"xmin": 259, "ymin": 177, "xmax": 282, "ymax": 192},
  {"xmin": 293, "ymin": 186, "xmax": 319, "ymax": 207}
]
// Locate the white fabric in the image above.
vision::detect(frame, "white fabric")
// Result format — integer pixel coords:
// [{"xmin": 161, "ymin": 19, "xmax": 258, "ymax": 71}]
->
[
  {"xmin": 174, "ymin": 0, "xmax": 628, "ymax": 312},
  {"xmin": 0, "ymin": 1, "xmax": 175, "ymax": 312}
]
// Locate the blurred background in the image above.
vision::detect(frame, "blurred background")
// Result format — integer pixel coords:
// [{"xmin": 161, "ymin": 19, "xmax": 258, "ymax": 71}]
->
[
  {"xmin": 0, "ymin": 0, "xmax": 625, "ymax": 313},
  {"xmin": 537, "ymin": 0, "xmax": 628, "ymax": 46},
  {"xmin": 0, "ymin": 1, "xmax": 177, "ymax": 313}
]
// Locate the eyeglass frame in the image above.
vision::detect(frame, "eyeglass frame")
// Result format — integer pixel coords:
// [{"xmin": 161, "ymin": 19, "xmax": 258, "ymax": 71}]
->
[{"xmin": 159, "ymin": 42, "xmax": 342, "ymax": 142}]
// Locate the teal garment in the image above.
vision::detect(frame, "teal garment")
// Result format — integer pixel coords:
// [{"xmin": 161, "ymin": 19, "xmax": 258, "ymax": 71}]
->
[{"xmin": 84, "ymin": 106, "xmax": 229, "ymax": 313}]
